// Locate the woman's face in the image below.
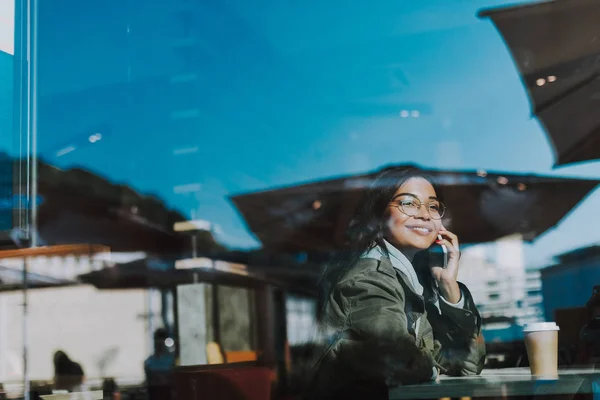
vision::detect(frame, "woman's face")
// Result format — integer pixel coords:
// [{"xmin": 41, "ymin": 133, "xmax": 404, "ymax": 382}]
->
[{"xmin": 384, "ymin": 177, "xmax": 442, "ymax": 250}]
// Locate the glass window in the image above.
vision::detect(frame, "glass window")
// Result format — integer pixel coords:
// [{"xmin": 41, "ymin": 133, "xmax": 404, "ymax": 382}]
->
[
  {"xmin": 0, "ymin": 0, "xmax": 14, "ymax": 236},
  {"xmin": 3, "ymin": 0, "xmax": 600, "ymax": 397},
  {"xmin": 286, "ymin": 294, "xmax": 317, "ymax": 346},
  {"xmin": 218, "ymin": 286, "xmax": 255, "ymax": 352}
]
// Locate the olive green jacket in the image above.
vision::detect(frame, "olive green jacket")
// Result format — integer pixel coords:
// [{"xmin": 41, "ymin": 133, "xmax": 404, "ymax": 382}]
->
[{"xmin": 306, "ymin": 256, "xmax": 486, "ymax": 399}]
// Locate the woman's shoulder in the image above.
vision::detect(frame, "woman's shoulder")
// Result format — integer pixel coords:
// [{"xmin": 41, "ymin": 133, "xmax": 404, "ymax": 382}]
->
[{"xmin": 338, "ymin": 256, "xmax": 397, "ymax": 286}]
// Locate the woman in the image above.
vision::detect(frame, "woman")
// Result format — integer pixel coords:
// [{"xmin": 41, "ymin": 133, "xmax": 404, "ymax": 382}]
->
[{"xmin": 306, "ymin": 168, "xmax": 485, "ymax": 400}]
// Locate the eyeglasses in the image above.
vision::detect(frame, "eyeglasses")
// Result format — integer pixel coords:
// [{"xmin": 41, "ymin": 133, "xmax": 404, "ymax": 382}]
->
[{"xmin": 390, "ymin": 197, "xmax": 446, "ymax": 220}]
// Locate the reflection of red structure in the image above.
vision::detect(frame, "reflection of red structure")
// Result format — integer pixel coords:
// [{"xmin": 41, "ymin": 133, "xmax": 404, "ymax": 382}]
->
[{"xmin": 174, "ymin": 364, "xmax": 272, "ymax": 400}]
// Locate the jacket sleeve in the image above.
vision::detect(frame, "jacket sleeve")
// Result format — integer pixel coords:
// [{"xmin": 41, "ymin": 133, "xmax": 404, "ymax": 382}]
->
[
  {"xmin": 430, "ymin": 282, "xmax": 486, "ymax": 376},
  {"xmin": 333, "ymin": 270, "xmax": 436, "ymax": 386}
]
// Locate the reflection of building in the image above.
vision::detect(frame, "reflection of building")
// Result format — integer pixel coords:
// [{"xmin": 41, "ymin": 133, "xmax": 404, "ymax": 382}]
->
[
  {"xmin": 286, "ymin": 294, "xmax": 317, "ymax": 345},
  {"xmin": 541, "ymin": 245, "xmax": 600, "ymax": 321},
  {"xmin": 458, "ymin": 235, "xmax": 544, "ymax": 327},
  {"xmin": 0, "ymin": 250, "xmax": 265, "ymax": 385},
  {"xmin": 0, "ymin": 286, "xmax": 155, "ymax": 385},
  {"xmin": 0, "ymin": 251, "xmax": 156, "ymax": 384}
]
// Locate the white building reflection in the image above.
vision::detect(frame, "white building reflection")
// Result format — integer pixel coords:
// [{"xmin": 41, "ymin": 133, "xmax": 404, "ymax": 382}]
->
[{"xmin": 458, "ymin": 234, "xmax": 544, "ymax": 329}]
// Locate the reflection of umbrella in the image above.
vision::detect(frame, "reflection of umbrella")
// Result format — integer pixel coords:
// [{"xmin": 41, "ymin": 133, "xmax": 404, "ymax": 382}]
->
[
  {"xmin": 77, "ymin": 257, "xmax": 306, "ymax": 292},
  {"xmin": 0, "ymin": 265, "xmax": 75, "ymax": 292},
  {"xmin": 230, "ymin": 165, "xmax": 599, "ymax": 253},
  {"xmin": 479, "ymin": 0, "xmax": 600, "ymax": 166},
  {"xmin": 78, "ymin": 258, "xmax": 181, "ymax": 289}
]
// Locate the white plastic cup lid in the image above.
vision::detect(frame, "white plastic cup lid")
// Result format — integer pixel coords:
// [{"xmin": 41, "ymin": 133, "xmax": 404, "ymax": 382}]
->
[{"xmin": 523, "ymin": 322, "xmax": 560, "ymax": 332}]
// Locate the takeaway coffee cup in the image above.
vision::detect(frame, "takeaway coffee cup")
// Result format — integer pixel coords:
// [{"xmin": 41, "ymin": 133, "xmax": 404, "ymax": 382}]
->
[{"xmin": 523, "ymin": 322, "xmax": 560, "ymax": 379}]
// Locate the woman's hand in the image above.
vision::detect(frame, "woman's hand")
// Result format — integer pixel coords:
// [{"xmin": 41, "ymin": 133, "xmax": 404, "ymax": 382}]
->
[{"xmin": 430, "ymin": 226, "xmax": 461, "ymax": 304}]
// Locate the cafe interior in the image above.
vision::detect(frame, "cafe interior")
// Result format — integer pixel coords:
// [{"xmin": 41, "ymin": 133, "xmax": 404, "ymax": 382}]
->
[{"xmin": 2, "ymin": 0, "xmax": 600, "ymax": 399}]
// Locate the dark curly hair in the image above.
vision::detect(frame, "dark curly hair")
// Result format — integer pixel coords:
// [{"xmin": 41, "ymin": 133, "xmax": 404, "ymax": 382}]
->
[{"xmin": 319, "ymin": 167, "xmax": 444, "ymax": 316}]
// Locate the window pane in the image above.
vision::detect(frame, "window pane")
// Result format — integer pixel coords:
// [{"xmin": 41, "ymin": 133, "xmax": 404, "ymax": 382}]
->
[
  {"xmin": 0, "ymin": 0, "xmax": 14, "ymax": 235},
  {"xmin": 218, "ymin": 286, "xmax": 255, "ymax": 352},
  {"xmin": 4, "ymin": 0, "xmax": 600, "ymax": 395}
]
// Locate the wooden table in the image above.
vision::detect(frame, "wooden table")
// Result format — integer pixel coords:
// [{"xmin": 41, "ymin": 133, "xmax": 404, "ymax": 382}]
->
[
  {"xmin": 39, "ymin": 391, "xmax": 103, "ymax": 400},
  {"xmin": 389, "ymin": 368, "xmax": 600, "ymax": 400}
]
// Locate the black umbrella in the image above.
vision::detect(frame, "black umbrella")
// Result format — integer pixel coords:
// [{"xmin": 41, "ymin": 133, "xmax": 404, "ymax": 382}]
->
[
  {"xmin": 0, "ymin": 265, "xmax": 76, "ymax": 292},
  {"xmin": 479, "ymin": 0, "xmax": 600, "ymax": 167},
  {"xmin": 77, "ymin": 258, "xmax": 182, "ymax": 289},
  {"xmin": 230, "ymin": 164, "xmax": 599, "ymax": 253},
  {"xmin": 77, "ymin": 257, "xmax": 308, "ymax": 292}
]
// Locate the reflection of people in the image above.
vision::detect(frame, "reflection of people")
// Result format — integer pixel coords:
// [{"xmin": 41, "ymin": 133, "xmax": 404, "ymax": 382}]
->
[
  {"xmin": 29, "ymin": 383, "xmax": 52, "ymax": 400},
  {"xmin": 53, "ymin": 350, "xmax": 85, "ymax": 392},
  {"xmin": 102, "ymin": 378, "xmax": 120, "ymax": 400},
  {"xmin": 306, "ymin": 169, "xmax": 485, "ymax": 400},
  {"xmin": 578, "ymin": 286, "xmax": 600, "ymax": 364},
  {"xmin": 144, "ymin": 328, "xmax": 175, "ymax": 400}
]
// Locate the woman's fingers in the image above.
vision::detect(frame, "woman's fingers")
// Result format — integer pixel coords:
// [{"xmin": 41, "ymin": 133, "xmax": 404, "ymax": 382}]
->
[
  {"xmin": 438, "ymin": 228, "xmax": 459, "ymax": 253},
  {"xmin": 436, "ymin": 237, "xmax": 458, "ymax": 257}
]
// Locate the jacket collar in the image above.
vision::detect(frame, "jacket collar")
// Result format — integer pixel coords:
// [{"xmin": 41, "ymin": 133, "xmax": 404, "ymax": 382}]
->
[{"xmin": 362, "ymin": 240, "xmax": 424, "ymax": 296}]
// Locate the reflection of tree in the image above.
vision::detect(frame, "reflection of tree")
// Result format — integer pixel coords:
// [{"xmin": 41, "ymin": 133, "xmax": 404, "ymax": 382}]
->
[
  {"xmin": 37, "ymin": 160, "xmax": 185, "ymax": 229},
  {"xmin": 6, "ymin": 156, "xmax": 225, "ymax": 255},
  {"xmin": 0, "ymin": 153, "xmax": 16, "ymax": 233},
  {"xmin": 5, "ymin": 155, "xmax": 323, "ymax": 290},
  {"xmin": 193, "ymin": 230, "xmax": 226, "ymax": 254}
]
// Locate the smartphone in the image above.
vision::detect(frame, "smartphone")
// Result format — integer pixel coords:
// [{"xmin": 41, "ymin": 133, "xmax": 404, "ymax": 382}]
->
[
  {"xmin": 428, "ymin": 235, "xmax": 448, "ymax": 269},
  {"xmin": 437, "ymin": 234, "xmax": 448, "ymax": 268}
]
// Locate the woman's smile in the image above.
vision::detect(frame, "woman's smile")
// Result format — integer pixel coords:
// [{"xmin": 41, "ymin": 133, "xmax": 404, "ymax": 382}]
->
[{"xmin": 404, "ymin": 224, "xmax": 434, "ymax": 236}]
